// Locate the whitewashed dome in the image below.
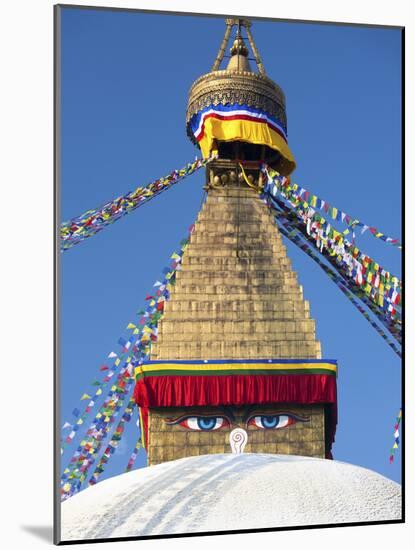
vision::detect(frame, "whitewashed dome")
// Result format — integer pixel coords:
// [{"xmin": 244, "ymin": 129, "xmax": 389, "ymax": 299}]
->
[{"xmin": 61, "ymin": 454, "xmax": 401, "ymax": 542}]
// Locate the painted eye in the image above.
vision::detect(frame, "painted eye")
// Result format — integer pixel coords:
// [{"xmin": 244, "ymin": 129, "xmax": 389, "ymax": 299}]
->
[
  {"xmin": 179, "ymin": 416, "xmax": 229, "ymax": 431},
  {"xmin": 247, "ymin": 414, "xmax": 296, "ymax": 430}
]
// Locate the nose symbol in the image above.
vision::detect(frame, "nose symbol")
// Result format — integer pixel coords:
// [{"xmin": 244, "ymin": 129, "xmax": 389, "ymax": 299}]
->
[{"xmin": 229, "ymin": 428, "xmax": 248, "ymax": 454}]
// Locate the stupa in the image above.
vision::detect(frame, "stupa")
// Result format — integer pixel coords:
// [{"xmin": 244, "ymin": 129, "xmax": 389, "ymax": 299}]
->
[{"xmin": 134, "ymin": 19, "xmax": 337, "ymax": 465}]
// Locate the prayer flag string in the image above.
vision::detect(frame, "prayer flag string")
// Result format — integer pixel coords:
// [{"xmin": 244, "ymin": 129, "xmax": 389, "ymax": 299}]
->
[
  {"xmin": 60, "ymin": 226, "xmax": 194, "ymax": 499},
  {"xmin": 60, "ymin": 343, "xmax": 136, "ymax": 450},
  {"xmin": 276, "ymin": 215, "xmax": 401, "ymax": 356},
  {"xmin": 60, "ymin": 156, "xmax": 213, "ymax": 251},
  {"xmin": 262, "ymin": 191, "xmax": 401, "ymax": 356},
  {"xmin": 262, "ymin": 167, "xmax": 402, "ymax": 334},
  {"xmin": 265, "ymin": 192, "xmax": 401, "ymax": 344},
  {"xmin": 389, "ymin": 409, "xmax": 402, "ymax": 464},
  {"xmin": 61, "ymin": 364, "xmax": 135, "ymax": 498},
  {"xmin": 125, "ymin": 429, "xmax": 143, "ymax": 473},
  {"xmin": 88, "ymin": 396, "xmax": 137, "ymax": 486},
  {"xmin": 260, "ymin": 165, "xmax": 402, "ymax": 249}
]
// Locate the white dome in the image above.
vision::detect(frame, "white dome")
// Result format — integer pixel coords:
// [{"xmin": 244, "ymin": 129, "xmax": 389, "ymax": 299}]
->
[{"xmin": 61, "ymin": 454, "xmax": 401, "ymax": 542}]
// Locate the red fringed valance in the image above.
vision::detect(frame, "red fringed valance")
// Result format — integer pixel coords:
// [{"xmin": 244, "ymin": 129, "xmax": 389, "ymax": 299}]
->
[{"xmin": 134, "ymin": 373, "xmax": 336, "ymax": 408}]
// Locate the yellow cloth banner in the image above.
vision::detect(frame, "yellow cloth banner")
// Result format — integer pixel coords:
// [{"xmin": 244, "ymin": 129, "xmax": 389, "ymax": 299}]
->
[{"xmin": 198, "ymin": 117, "xmax": 296, "ymax": 175}]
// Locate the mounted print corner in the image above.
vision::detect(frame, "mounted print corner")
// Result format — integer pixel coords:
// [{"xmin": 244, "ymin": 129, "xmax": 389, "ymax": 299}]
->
[{"xmin": 55, "ymin": 4, "xmax": 404, "ymax": 545}]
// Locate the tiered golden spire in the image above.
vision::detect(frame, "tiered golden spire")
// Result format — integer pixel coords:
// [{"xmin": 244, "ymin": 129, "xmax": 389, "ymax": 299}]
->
[{"xmin": 186, "ymin": 18, "xmax": 296, "ymax": 175}]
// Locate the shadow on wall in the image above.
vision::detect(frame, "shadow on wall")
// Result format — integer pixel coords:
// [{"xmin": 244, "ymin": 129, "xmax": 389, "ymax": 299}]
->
[{"xmin": 20, "ymin": 525, "xmax": 53, "ymax": 543}]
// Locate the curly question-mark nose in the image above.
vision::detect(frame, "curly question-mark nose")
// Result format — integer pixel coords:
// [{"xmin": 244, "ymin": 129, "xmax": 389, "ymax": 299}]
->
[{"xmin": 229, "ymin": 428, "xmax": 248, "ymax": 454}]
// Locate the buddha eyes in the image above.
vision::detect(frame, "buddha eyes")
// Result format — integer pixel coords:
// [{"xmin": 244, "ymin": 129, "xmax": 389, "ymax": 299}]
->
[
  {"xmin": 180, "ymin": 417, "xmax": 228, "ymax": 431},
  {"xmin": 247, "ymin": 414, "xmax": 298, "ymax": 430},
  {"xmin": 166, "ymin": 413, "xmax": 306, "ymax": 431},
  {"xmin": 167, "ymin": 416, "xmax": 230, "ymax": 431}
]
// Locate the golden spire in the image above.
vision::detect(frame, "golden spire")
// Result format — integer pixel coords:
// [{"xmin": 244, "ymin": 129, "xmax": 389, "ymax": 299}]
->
[
  {"xmin": 211, "ymin": 18, "xmax": 266, "ymax": 75},
  {"xmin": 226, "ymin": 27, "xmax": 252, "ymax": 72},
  {"xmin": 186, "ymin": 18, "xmax": 296, "ymax": 176}
]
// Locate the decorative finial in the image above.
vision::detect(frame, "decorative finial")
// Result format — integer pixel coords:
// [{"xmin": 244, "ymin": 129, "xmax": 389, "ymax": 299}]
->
[
  {"xmin": 211, "ymin": 18, "xmax": 266, "ymax": 76},
  {"xmin": 230, "ymin": 35, "xmax": 249, "ymax": 58},
  {"xmin": 226, "ymin": 27, "xmax": 251, "ymax": 72}
]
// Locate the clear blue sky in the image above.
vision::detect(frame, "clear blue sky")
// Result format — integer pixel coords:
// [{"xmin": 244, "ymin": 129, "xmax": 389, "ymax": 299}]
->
[{"xmin": 59, "ymin": 7, "xmax": 402, "ymax": 485}]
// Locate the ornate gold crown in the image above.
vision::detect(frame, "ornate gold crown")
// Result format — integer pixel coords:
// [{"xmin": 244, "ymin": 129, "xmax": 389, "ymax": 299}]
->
[{"xmin": 186, "ymin": 18, "xmax": 287, "ymax": 145}]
